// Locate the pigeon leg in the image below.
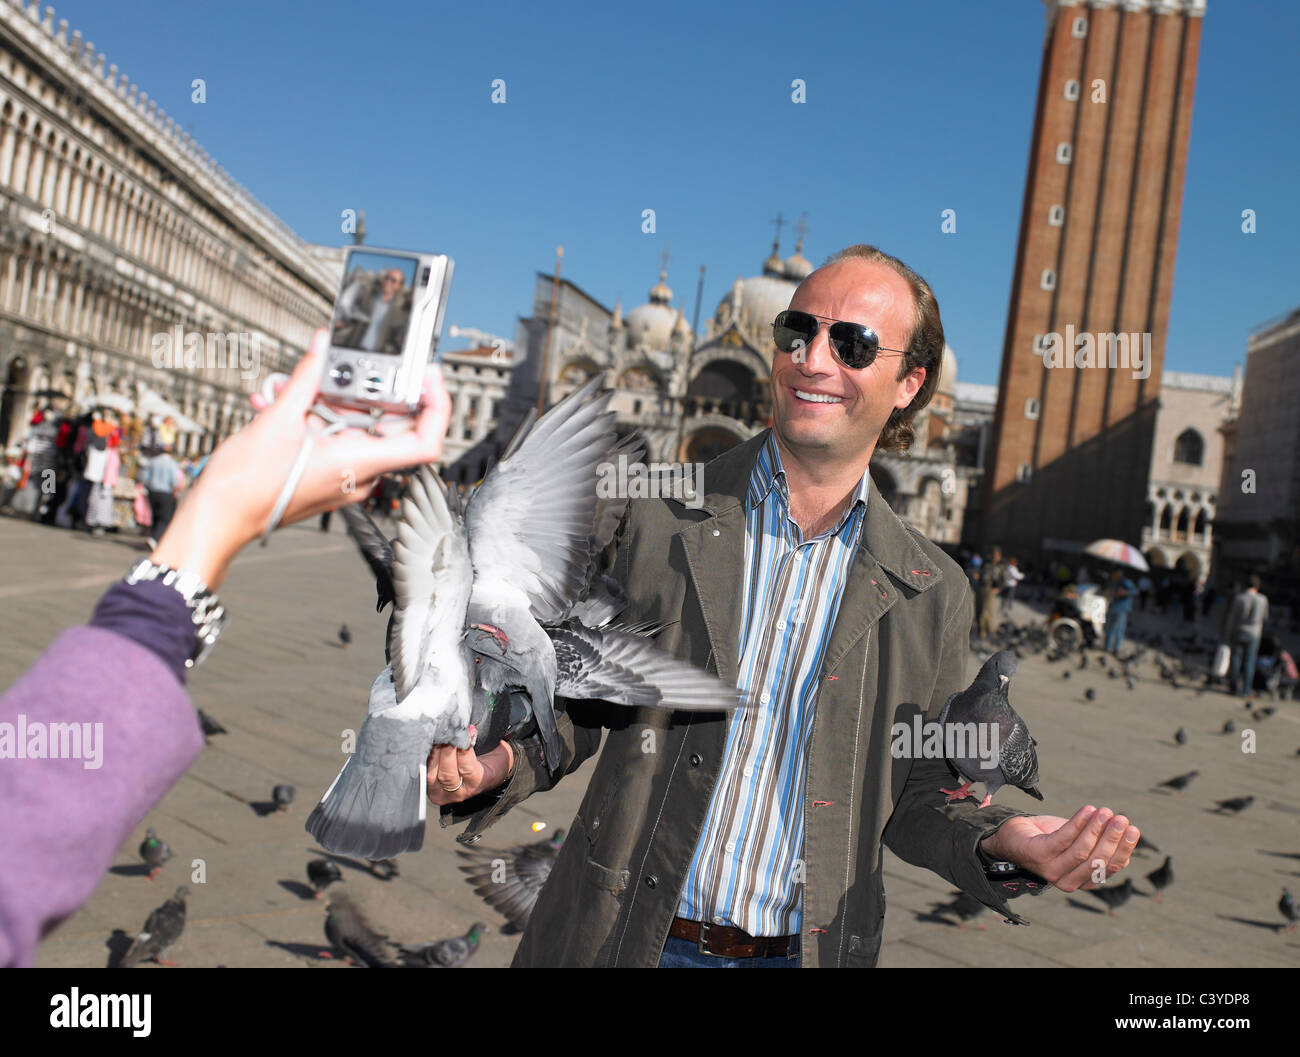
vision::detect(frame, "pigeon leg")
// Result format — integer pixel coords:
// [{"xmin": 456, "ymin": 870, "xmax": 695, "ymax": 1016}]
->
[
  {"xmin": 977, "ymin": 793, "xmax": 994, "ymax": 809},
  {"xmin": 939, "ymin": 781, "xmax": 974, "ymax": 802}
]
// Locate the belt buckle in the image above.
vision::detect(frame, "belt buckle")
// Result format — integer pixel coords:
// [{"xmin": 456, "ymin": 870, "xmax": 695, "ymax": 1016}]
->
[{"xmin": 696, "ymin": 921, "xmax": 724, "ymax": 958}]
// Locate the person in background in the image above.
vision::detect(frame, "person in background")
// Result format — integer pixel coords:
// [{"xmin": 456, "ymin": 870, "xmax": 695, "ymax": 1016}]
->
[
  {"xmin": 1137, "ymin": 575, "xmax": 1152, "ymax": 612},
  {"xmin": 0, "ymin": 328, "xmax": 451, "ymax": 967},
  {"xmin": 1224, "ymin": 574, "xmax": 1270, "ymax": 699},
  {"xmin": 1001, "ymin": 556, "xmax": 1023, "ymax": 614},
  {"xmin": 1103, "ymin": 569, "xmax": 1136, "ymax": 656},
  {"xmin": 141, "ymin": 442, "xmax": 182, "ymax": 548},
  {"xmin": 973, "ymin": 567, "xmax": 997, "ymax": 640}
]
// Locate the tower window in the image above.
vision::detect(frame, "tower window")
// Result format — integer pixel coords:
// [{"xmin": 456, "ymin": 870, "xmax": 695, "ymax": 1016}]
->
[
  {"xmin": 1040, "ymin": 269, "xmax": 1057, "ymax": 291},
  {"xmin": 1174, "ymin": 428, "xmax": 1204, "ymax": 466},
  {"xmin": 1024, "ymin": 398, "xmax": 1041, "ymax": 420},
  {"xmin": 1064, "ymin": 79, "xmax": 1080, "ymax": 101},
  {"xmin": 1056, "ymin": 142, "xmax": 1072, "ymax": 164},
  {"xmin": 1016, "ymin": 463, "xmax": 1033, "ymax": 484},
  {"xmin": 1072, "ymin": 17, "xmax": 1088, "ymax": 39},
  {"xmin": 1048, "ymin": 205, "xmax": 1065, "ymax": 226}
]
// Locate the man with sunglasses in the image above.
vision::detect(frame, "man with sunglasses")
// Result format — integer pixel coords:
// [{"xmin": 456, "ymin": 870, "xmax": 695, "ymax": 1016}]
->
[{"xmin": 435, "ymin": 244, "xmax": 1140, "ymax": 967}]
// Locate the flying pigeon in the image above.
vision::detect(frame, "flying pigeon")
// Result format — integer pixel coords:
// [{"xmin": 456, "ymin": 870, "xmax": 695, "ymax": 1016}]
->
[
  {"xmin": 1213, "ymin": 795, "xmax": 1254, "ymax": 815},
  {"xmin": 139, "ymin": 828, "xmax": 172, "ymax": 880},
  {"xmin": 1156, "ymin": 770, "xmax": 1198, "ymax": 793},
  {"xmin": 938, "ymin": 650, "xmax": 1043, "ymax": 809},
  {"xmin": 1089, "ymin": 877, "xmax": 1134, "ymax": 916},
  {"xmin": 1174, "ymin": 727, "xmax": 1187, "ymax": 745},
  {"xmin": 119, "ymin": 886, "xmax": 189, "ymax": 967},
  {"xmin": 307, "ymin": 858, "xmax": 343, "ymax": 898},
  {"xmin": 312, "ymin": 380, "xmax": 741, "ymax": 859},
  {"xmin": 273, "ymin": 784, "xmax": 295, "ymax": 812},
  {"xmin": 339, "ymin": 624, "xmax": 352, "ymax": 647},
  {"xmin": 398, "ymin": 922, "xmax": 488, "ymax": 967},
  {"xmin": 197, "ymin": 709, "xmax": 227, "ymax": 739},
  {"xmin": 322, "ymin": 892, "xmax": 396, "ymax": 967},
  {"xmin": 1146, "ymin": 857, "xmax": 1173, "ymax": 903},
  {"xmin": 457, "ymin": 829, "xmax": 565, "ymax": 934},
  {"xmin": 932, "ymin": 890, "xmax": 988, "ymax": 930},
  {"xmin": 1281, "ymin": 888, "xmax": 1297, "ymax": 932}
]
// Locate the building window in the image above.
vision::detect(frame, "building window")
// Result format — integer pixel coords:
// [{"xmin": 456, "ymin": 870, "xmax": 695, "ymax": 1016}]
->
[
  {"xmin": 1040, "ymin": 269, "xmax": 1057, "ymax": 291},
  {"xmin": 1064, "ymin": 79, "xmax": 1080, "ymax": 101},
  {"xmin": 1056, "ymin": 142, "xmax": 1072, "ymax": 164},
  {"xmin": 1072, "ymin": 17, "xmax": 1088, "ymax": 38},
  {"xmin": 1048, "ymin": 205, "xmax": 1065, "ymax": 226},
  {"xmin": 1173, "ymin": 428, "xmax": 1204, "ymax": 466},
  {"xmin": 1024, "ymin": 397, "xmax": 1041, "ymax": 420},
  {"xmin": 1016, "ymin": 463, "xmax": 1032, "ymax": 484}
]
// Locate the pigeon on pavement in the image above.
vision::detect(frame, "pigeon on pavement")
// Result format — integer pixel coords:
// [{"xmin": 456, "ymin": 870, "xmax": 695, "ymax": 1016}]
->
[
  {"xmin": 338, "ymin": 624, "xmax": 351, "ymax": 647},
  {"xmin": 322, "ymin": 893, "xmax": 396, "ymax": 967},
  {"xmin": 1146, "ymin": 857, "xmax": 1173, "ymax": 903},
  {"xmin": 1085, "ymin": 688, "xmax": 1097, "ymax": 702},
  {"xmin": 938, "ymin": 650, "xmax": 1043, "ymax": 809},
  {"xmin": 1280, "ymin": 888, "xmax": 1297, "ymax": 932},
  {"xmin": 307, "ymin": 858, "xmax": 343, "ymax": 898},
  {"xmin": 1156, "ymin": 770, "xmax": 1198, "ymax": 794},
  {"xmin": 398, "ymin": 922, "xmax": 488, "ymax": 967},
  {"xmin": 273, "ymin": 784, "xmax": 295, "ymax": 812},
  {"xmin": 1222, "ymin": 719, "xmax": 1236, "ymax": 734},
  {"xmin": 139, "ymin": 828, "xmax": 172, "ymax": 880},
  {"xmin": 457, "ymin": 829, "xmax": 565, "ymax": 934},
  {"xmin": 1174, "ymin": 727, "xmax": 1187, "ymax": 745},
  {"xmin": 1213, "ymin": 796, "xmax": 1254, "ymax": 815},
  {"xmin": 1089, "ymin": 878, "xmax": 1134, "ymax": 916},
  {"xmin": 119, "ymin": 886, "xmax": 189, "ymax": 967}
]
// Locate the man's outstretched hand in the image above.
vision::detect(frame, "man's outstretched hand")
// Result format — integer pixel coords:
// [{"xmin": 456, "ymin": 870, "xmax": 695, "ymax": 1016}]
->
[{"xmin": 980, "ymin": 807, "xmax": 1139, "ymax": 891}]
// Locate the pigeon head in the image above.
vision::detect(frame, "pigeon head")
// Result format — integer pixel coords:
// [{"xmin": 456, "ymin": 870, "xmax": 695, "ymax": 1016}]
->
[{"xmin": 172, "ymin": 886, "xmax": 191, "ymax": 902}]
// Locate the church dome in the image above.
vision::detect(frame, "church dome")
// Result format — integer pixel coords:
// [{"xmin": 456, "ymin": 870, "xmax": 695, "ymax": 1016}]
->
[
  {"xmin": 625, "ymin": 269, "xmax": 679, "ymax": 350},
  {"xmin": 783, "ymin": 239, "xmax": 813, "ymax": 281}
]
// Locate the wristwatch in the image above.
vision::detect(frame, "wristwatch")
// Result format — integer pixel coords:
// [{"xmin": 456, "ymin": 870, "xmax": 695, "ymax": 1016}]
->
[
  {"xmin": 977, "ymin": 841, "xmax": 1049, "ymax": 898},
  {"xmin": 123, "ymin": 558, "xmax": 229, "ymax": 669}
]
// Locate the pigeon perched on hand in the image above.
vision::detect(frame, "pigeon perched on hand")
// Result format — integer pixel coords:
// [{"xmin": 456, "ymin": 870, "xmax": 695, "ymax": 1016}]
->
[
  {"xmin": 139, "ymin": 828, "xmax": 172, "ymax": 880},
  {"xmin": 457, "ymin": 829, "xmax": 565, "ymax": 934},
  {"xmin": 1089, "ymin": 877, "xmax": 1134, "ymax": 916},
  {"xmin": 119, "ymin": 886, "xmax": 189, "ymax": 967},
  {"xmin": 307, "ymin": 858, "xmax": 343, "ymax": 898},
  {"xmin": 1156, "ymin": 770, "xmax": 1198, "ymax": 794},
  {"xmin": 1213, "ymin": 795, "xmax": 1254, "ymax": 815},
  {"xmin": 322, "ymin": 893, "xmax": 395, "ymax": 967},
  {"xmin": 1146, "ymin": 857, "xmax": 1173, "ymax": 903},
  {"xmin": 938, "ymin": 650, "xmax": 1043, "ymax": 809},
  {"xmin": 398, "ymin": 922, "xmax": 487, "ymax": 967},
  {"xmin": 273, "ymin": 784, "xmax": 295, "ymax": 812}
]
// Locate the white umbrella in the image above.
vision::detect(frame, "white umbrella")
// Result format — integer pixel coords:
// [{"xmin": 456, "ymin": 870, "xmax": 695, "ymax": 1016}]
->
[
  {"xmin": 81, "ymin": 392, "xmax": 135, "ymax": 414},
  {"xmin": 138, "ymin": 391, "xmax": 204, "ymax": 434}
]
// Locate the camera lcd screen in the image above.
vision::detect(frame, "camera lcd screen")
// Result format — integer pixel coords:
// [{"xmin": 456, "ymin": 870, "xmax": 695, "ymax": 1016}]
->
[{"xmin": 330, "ymin": 250, "xmax": 419, "ymax": 356}]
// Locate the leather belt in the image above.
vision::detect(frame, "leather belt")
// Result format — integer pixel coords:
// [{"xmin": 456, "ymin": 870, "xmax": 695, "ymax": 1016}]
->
[{"xmin": 669, "ymin": 916, "xmax": 799, "ymax": 958}]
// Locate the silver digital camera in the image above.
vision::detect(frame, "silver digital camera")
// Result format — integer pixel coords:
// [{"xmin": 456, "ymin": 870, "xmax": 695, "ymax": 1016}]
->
[{"xmin": 321, "ymin": 246, "xmax": 454, "ymax": 413}]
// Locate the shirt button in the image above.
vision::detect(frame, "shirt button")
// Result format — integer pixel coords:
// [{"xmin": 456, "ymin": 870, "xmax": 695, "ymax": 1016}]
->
[
  {"xmin": 742, "ymin": 765, "xmax": 753, "ymax": 777},
  {"xmin": 725, "ymin": 841, "xmax": 735, "ymax": 854},
  {"xmin": 760, "ymin": 692, "xmax": 770, "ymax": 704},
  {"xmin": 714, "ymin": 915, "xmax": 727, "ymax": 925},
  {"xmin": 794, "ymin": 551, "xmax": 803, "ymax": 561},
  {"xmin": 776, "ymin": 621, "xmax": 786, "ymax": 631},
  {"xmin": 645, "ymin": 875, "xmax": 658, "ymax": 889},
  {"xmin": 690, "ymin": 753, "xmax": 702, "ymax": 766},
  {"xmin": 712, "ymin": 529, "xmax": 720, "ymax": 537}
]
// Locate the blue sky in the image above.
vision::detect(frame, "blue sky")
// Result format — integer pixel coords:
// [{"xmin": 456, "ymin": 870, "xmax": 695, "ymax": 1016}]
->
[{"xmin": 48, "ymin": 0, "xmax": 1300, "ymax": 385}]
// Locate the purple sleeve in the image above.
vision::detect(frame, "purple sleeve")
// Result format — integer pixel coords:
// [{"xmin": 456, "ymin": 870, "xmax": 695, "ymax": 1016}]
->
[
  {"xmin": 0, "ymin": 625, "xmax": 205, "ymax": 967},
  {"xmin": 90, "ymin": 580, "xmax": 194, "ymax": 686}
]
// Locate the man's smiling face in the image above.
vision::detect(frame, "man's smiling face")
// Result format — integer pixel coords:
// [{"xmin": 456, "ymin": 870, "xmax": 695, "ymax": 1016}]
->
[{"xmin": 771, "ymin": 257, "xmax": 926, "ymax": 465}]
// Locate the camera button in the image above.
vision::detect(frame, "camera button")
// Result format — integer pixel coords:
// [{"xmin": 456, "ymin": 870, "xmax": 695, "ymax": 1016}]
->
[{"xmin": 329, "ymin": 364, "xmax": 354, "ymax": 387}]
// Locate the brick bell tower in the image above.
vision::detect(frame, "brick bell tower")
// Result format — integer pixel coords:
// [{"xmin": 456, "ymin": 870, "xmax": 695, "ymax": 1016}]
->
[{"xmin": 982, "ymin": 0, "xmax": 1205, "ymax": 563}]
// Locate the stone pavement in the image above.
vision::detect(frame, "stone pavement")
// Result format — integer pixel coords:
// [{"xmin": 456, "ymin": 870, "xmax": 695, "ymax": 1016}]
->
[{"xmin": 1, "ymin": 513, "xmax": 1297, "ymax": 968}]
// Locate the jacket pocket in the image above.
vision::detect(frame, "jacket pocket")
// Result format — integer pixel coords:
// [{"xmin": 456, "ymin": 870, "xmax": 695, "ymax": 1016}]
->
[{"xmin": 844, "ymin": 924, "xmax": 884, "ymax": 967}]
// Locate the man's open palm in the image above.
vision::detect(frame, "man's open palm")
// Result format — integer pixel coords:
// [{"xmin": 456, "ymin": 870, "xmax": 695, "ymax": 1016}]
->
[{"xmin": 982, "ymin": 806, "xmax": 1139, "ymax": 892}]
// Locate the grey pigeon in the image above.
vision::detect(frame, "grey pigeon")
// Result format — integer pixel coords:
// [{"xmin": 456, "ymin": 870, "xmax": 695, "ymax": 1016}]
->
[
  {"xmin": 1135, "ymin": 834, "xmax": 1161, "ymax": 855},
  {"xmin": 119, "ymin": 886, "xmax": 189, "ymax": 967},
  {"xmin": 1126, "ymin": 676, "xmax": 1136, "ymax": 691},
  {"xmin": 307, "ymin": 858, "xmax": 343, "ymax": 898},
  {"xmin": 1253, "ymin": 706, "xmax": 1276, "ymax": 721},
  {"xmin": 457, "ymin": 829, "xmax": 565, "ymax": 934},
  {"xmin": 1213, "ymin": 795, "xmax": 1254, "ymax": 815},
  {"xmin": 273, "ymin": 784, "xmax": 295, "ymax": 812},
  {"xmin": 338, "ymin": 624, "xmax": 351, "ymax": 646},
  {"xmin": 322, "ymin": 893, "xmax": 396, "ymax": 967},
  {"xmin": 139, "ymin": 828, "xmax": 172, "ymax": 880},
  {"xmin": 398, "ymin": 922, "xmax": 488, "ymax": 967},
  {"xmin": 1062, "ymin": 670, "xmax": 1071, "ymax": 680},
  {"xmin": 1146, "ymin": 856, "xmax": 1173, "ymax": 903},
  {"xmin": 1281, "ymin": 888, "xmax": 1297, "ymax": 932},
  {"xmin": 1174, "ymin": 727, "xmax": 1187, "ymax": 745},
  {"xmin": 1222, "ymin": 719, "xmax": 1236, "ymax": 734},
  {"xmin": 938, "ymin": 650, "xmax": 1043, "ymax": 808},
  {"xmin": 1089, "ymin": 877, "xmax": 1134, "ymax": 916},
  {"xmin": 197, "ymin": 709, "xmax": 227, "ymax": 739},
  {"xmin": 1156, "ymin": 770, "xmax": 1198, "ymax": 793},
  {"xmin": 1084, "ymin": 688, "xmax": 1097, "ymax": 701}
]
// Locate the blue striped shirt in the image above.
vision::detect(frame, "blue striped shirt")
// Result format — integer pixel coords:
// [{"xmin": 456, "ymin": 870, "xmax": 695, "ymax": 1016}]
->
[{"xmin": 677, "ymin": 431, "xmax": 869, "ymax": 936}]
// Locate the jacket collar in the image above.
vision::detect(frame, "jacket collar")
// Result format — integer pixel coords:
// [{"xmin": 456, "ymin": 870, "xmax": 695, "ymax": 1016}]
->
[{"xmin": 696, "ymin": 428, "xmax": 942, "ymax": 594}]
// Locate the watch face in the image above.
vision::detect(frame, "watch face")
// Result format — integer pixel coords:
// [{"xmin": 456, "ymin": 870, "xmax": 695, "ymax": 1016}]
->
[{"xmin": 189, "ymin": 612, "xmax": 229, "ymax": 668}]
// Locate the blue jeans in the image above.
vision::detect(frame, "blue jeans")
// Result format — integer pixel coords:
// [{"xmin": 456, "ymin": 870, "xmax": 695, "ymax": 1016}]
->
[
  {"xmin": 657, "ymin": 934, "xmax": 800, "ymax": 968},
  {"xmin": 1229, "ymin": 633, "xmax": 1261, "ymax": 697},
  {"xmin": 1104, "ymin": 610, "xmax": 1128, "ymax": 654}
]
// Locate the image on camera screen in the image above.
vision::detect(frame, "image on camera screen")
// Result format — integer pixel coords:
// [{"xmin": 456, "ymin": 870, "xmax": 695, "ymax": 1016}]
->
[{"xmin": 331, "ymin": 251, "xmax": 418, "ymax": 356}]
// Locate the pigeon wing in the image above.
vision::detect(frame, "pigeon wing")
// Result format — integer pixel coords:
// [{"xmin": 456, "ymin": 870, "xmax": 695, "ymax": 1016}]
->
[
  {"xmin": 997, "ymin": 713, "xmax": 1043, "ymax": 798},
  {"xmin": 340, "ymin": 503, "xmax": 396, "ymax": 612}
]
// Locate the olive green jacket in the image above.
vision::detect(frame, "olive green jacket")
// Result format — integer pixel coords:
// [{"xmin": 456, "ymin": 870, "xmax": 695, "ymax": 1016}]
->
[{"xmin": 448, "ymin": 430, "xmax": 1030, "ymax": 967}]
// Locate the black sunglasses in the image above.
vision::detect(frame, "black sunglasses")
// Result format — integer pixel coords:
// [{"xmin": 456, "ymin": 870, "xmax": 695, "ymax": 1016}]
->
[{"xmin": 772, "ymin": 309, "xmax": 907, "ymax": 369}]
